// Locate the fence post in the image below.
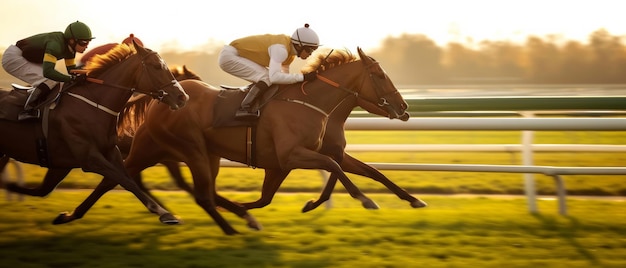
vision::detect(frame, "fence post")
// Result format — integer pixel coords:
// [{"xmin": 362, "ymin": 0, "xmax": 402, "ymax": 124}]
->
[{"xmin": 521, "ymin": 112, "xmax": 537, "ymax": 213}]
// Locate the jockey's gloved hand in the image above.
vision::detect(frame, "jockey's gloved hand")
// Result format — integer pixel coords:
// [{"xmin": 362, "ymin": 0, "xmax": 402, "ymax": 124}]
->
[
  {"xmin": 303, "ymin": 72, "xmax": 317, "ymax": 82},
  {"xmin": 71, "ymin": 74, "xmax": 88, "ymax": 84}
]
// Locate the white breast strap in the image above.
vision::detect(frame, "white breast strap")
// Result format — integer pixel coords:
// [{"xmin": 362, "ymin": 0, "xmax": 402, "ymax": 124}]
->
[{"xmin": 67, "ymin": 92, "xmax": 119, "ymax": 116}]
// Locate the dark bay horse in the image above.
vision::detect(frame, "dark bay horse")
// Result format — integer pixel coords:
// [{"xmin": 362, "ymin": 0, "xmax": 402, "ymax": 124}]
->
[
  {"xmin": 55, "ymin": 47, "xmax": 415, "ymax": 235},
  {"xmin": 1, "ymin": 65, "xmax": 200, "ymax": 198},
  {"xmin": 0, "ymin": 41, "xmax": 189, "ymax": 225}
]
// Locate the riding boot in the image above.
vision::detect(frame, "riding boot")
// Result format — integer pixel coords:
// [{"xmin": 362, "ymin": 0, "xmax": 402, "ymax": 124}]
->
[
  {"xmin": 18, "ymin": 83, "xmax": 49, "ymax": 121},
  {"xmin": 235, "ymin": 81, "xmax": 268, "ymax": 119}
]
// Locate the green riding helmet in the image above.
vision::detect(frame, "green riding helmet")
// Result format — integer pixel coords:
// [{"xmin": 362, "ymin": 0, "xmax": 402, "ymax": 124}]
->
[{"xmin": 64, "ymin": 21, "xmax": 95, "ymax": 40}]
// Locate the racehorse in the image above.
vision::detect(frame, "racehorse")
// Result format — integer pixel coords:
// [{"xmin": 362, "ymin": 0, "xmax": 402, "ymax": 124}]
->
[
  {"xmin": 116, "ymin": 65, "xmax": 201, "ymax": 196},
  {"xmin": 50, "ymin": 47, "xmax": 416, "ymax": 235},
  {"xmin": 1, "ymin": 65, "xmax": 200, "ymax": 198},
  {"xmin": 0, "ymin": 41, "xmax": 189, "ymax": 225}
]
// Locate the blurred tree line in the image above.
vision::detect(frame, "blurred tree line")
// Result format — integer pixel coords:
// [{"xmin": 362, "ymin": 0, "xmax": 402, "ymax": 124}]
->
[
  {"xmin": 366, "ymin": 29, "xmax": 626, "ymax": 85},
  {"xmin": 2, "ymin": 29, "xmax": 625, "ymax": 86}
]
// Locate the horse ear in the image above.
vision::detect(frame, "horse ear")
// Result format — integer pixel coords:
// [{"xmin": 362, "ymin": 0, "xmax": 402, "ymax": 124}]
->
[
  {"xmin": 183, "ymin": 65, "xmax": 189, "ymax": 73},
  {"xmin": 357, "ymin": 47, "xmax": 369, "ymax": 62},
  {"xmin": 133, "ymin": 39, "xmax": 146, "ymax": 54}
]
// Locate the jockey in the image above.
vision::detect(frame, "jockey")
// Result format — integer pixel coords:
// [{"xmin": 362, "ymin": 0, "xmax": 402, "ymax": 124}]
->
[
  {"xmin": 1, "ymin": 21, "xmax": 95, "ymax": 120},
  {"xmin": 218, "ymin": 23, "xmax": 320, "ymax": 119},
  {"xmin": 79, "ymin": 34, "xmax": 144, "ymax": 66}
]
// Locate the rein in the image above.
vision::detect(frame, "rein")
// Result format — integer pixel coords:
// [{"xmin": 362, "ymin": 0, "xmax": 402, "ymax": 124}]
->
[
  {"xmin": 64, "ymin": 52, "xmax": 177, "ymax": 116},
  {"xmin": 291, "ymin": 59, "xmax": 400, "ymax": 119}
]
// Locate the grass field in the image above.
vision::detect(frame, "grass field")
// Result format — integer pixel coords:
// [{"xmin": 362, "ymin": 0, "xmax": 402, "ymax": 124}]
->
[
  {"xmin": 0, "ymin": 191, "xmax": 624, "ymax": 268},
  {"xmin": 2, "ymin": 130, "xmax": 625, "ymax": 267}
]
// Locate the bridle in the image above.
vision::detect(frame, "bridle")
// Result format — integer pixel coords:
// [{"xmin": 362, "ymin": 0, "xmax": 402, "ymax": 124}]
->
[
  {"xmin": 297, "ymin": 59, "xmax": 401, "ymax": 116},
  {"xmin": 66, "ymin": 50, "xmax": 179, "ymax": 116}
]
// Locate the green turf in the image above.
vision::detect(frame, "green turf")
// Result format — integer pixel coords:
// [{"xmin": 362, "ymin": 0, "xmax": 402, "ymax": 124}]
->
[{"xmin": 0, "ymin": 191, "xmax": 624, "ymax": 268}]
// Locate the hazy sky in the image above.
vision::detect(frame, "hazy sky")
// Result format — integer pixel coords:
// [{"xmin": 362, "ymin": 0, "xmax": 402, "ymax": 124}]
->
[{"xmin": 2, "ymin": 0, "xmax": 624, "ymax": 52}]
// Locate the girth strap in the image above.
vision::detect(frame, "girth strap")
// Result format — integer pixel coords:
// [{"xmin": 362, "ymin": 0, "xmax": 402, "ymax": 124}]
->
[{"xmin": 245, "ymin": 126, "xmax": 258, "ymax": 168}]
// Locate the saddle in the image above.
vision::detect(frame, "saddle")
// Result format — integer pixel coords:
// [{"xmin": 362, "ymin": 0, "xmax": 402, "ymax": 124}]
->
[
  {"xmin": 212, "ymin": 84, "xmax": 279, "ymax": 128},
  {"xmin": 0, "ymin": 84, "xmax": 62, "ymax": 121}
]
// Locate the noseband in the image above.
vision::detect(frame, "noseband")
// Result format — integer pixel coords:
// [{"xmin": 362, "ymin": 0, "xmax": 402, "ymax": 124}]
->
[
  {"xmin": 310, "ymin": 61, "xmax": 399, "ymax": 113},
  {"xmin": 135, "ymin": 51, "xmax": 178, "ymax": 102}
]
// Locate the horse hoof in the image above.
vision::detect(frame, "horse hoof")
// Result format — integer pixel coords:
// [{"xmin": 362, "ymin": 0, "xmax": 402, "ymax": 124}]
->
[
  {"xmin": 224, "ymin": 228, "xmax": 240, "ymax": 236},
  {"xmin": 159, "ymin": 213, "xmax": 182, "ymax": 225},
  {"xmin": 301, "ymin": 200, "xmax": 317, "ymax": 213},
  {"xmin": 52, "ymin": 212, "xmax": 75, "ymax": 225},
  {"xmin": 411, "ymin": 199, "xmax": 428, "ymax": 208},
  {"xmin": 362, "ymin": 200, "xmax": 380, "ymax": 210},
  {"xmin": 244, "ymin": 214, "xmax": 262, "ymax": 231}
]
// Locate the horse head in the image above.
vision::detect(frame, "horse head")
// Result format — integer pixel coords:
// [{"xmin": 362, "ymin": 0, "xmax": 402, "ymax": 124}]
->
[
  {"xmin": 131, "ymin": 40, "xmax": 189, "ymax": 110},
  {"xmin": 356, "ymin": 47, "xmax": 410, "ymax": 121}
]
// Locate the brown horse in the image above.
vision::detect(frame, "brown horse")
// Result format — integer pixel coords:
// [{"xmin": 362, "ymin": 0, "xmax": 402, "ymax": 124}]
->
[
  {"xmin": 127, "ymin": 53, "xmax": 426, "ymax": 215},
  {"xmin": 0, "ymin": 41, "xmax": 189, "ymax": 225},
  {"xmin": 52, "ymin": 47, "xmax": 415, "ymax": 235},
  {"xmin": 1, "ymin": 65, "xmax": 200, "ymax": 198},
  {"xmin": 116, "ymin": 65, "xmax": 201, "ymax": 196}
]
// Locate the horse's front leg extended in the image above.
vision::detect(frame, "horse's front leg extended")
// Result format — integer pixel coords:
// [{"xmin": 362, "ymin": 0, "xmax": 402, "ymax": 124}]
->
[
  {"xmin": 241, "ymin": 169, "xmax": 290, "ymax": 210},
  {"xmin": 340, "ymin": 153, "xmax": 427, "ymax": 208},
  {"xmin": 79, "ymin": 153, "xmax": 179, "ymax": 225},
  {"xmin": 53, "ymin": 177, "xmax": 117, "ymax": 224}
]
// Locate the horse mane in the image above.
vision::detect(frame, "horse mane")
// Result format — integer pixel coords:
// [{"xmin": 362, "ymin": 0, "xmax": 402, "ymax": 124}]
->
[
  {"xmin": 300, "ymin": 48, "xmax": 357, "ymax": 74},
  {"xmin": 83, "ymin": 43, "xmax": 137, "ymax": 76},
  {"xmin": 83, "ymin": 43, "xmax": 141, "ymax": 138},
  {"xmin": 117, "ymin": 95, "xmax": 150, "ymax": 138},
  {"xmin": 117, "ymin": 65, "xmax": 201, "ymax": 138}
]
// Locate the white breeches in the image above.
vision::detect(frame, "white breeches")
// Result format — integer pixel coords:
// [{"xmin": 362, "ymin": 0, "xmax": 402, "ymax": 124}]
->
[
  {"xmin": 1, "ymin": 45, "xmax": 57, "ymax": 88},
  {"xmin": 218, "ymin": 45, "xmax": 270, "ymax": 86}
]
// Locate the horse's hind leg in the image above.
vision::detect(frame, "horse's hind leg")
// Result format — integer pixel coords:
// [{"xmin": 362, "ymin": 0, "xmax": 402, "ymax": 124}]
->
[
  {"xmin": 6, "ymin": 168, "xmax": 71, "ymax": 197},
  {"xmin": 340, "ymin": 153, "xmax": 427, "ymax": 208}
]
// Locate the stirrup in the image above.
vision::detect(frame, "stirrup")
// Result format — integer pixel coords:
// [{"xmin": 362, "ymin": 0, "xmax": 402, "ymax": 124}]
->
[{"xmin": 18, "ymin": 109, "xmax": 41, "ymax": 121}]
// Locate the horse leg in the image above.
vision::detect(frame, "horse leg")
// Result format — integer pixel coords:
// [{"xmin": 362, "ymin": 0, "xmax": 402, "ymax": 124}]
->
[
  {"xmin": 302, "ymin": 170, "xmax": 379, "ymax": 212},
  {"xmin": 214, "ymin": 194, "xmax": 261, "ymax": 231},
  {"xmin": 53, "ymin": 177, "xmax": 118, "ymax": 224},
  {"xmin": 186, "ymin": 158, "xmax": 238, "ymax": 235},
  {"xmin": 240, "ymin": 169, "xmax": 290, "ymax": 209},
  {"xmin": 341, "ymin": 153, "xmax": 427, "ymax": 208},
  {"xmin": 281, "ymin": 147, "xmax": 364, "ymax": 208},
  {"xmin": 302, "ymin": 172, "xmax": 337, "ymax": 212},
  {"xmin": 163, "ymin": 160, "xmax": 194, "ymax": 195},
  {"xmin": 6, "ymin": 168, "xmax": 71, "ymax": 197},
  {"xmin": 75, "ymin": 148, "xmax": 178, "ymax": 225},
  {"xmin": 207, "ymin": 156, "xmax": 260, "ymax": 230}
]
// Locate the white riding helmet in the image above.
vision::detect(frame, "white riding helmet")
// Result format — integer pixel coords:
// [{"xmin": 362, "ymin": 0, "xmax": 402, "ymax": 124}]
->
[{"xmin": 291, "ymin": 23, "xmax": 319, "ymax": 47}]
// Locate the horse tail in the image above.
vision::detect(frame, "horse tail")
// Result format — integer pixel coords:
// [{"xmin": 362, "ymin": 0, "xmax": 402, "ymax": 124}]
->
[{"xmin": 117, "ymin": 95, "xmax": 151, "ymax": 138}]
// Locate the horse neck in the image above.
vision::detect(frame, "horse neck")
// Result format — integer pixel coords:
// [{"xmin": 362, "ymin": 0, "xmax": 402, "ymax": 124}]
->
[
  {"xmin": 76, "ymin": 56, "xmax": 140, "ymax": 113},
  {"xmin": 292, "ymin": 62, "xmax": 363, "ymax": 116}
]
